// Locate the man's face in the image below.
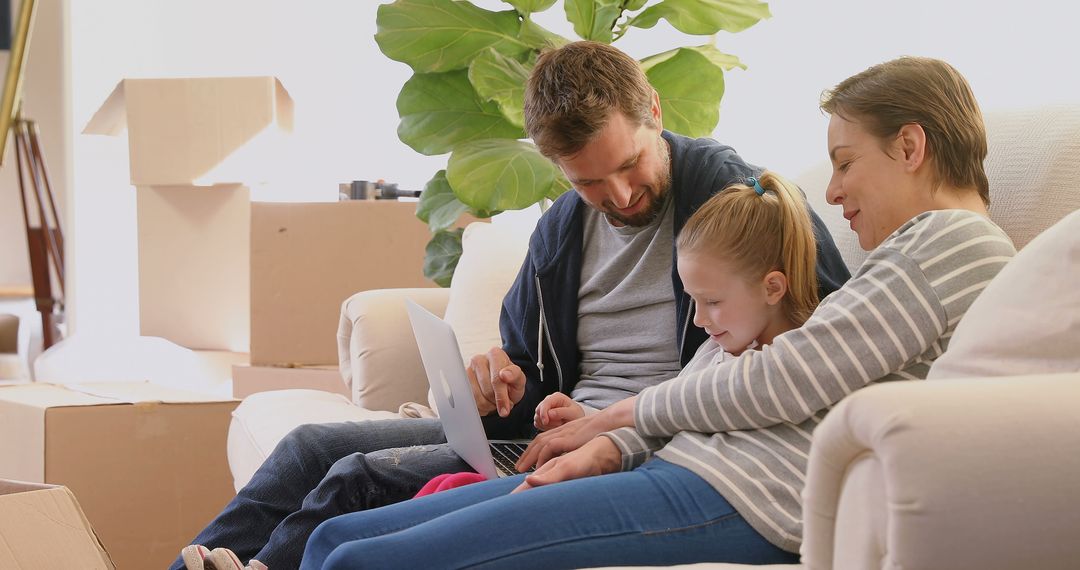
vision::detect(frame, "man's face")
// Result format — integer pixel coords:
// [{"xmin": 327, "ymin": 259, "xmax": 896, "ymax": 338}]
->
[{"xmin": 556, "ymin": 111, "xmax": 671, "ymax": 227}]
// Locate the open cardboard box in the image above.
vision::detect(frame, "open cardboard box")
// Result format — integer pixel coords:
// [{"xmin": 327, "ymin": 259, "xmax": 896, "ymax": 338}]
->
[
  {"xmin": 0, "ymin": 382, "xmax": 238, "ymax": 569},
  {"xmin": 0, "ymin": 479, "xmax": 115, "ymax": 569},
  {"xmin": 82, "ymin": 77, "xmax": 454, "ymax": 394}
]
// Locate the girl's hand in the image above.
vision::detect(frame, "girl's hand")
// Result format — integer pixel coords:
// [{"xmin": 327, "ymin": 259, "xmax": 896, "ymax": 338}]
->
[
  {"xmin": 534, "ymin": 393, "xmax": 585, "ymax": 431},
  {"xmin": 511, "ymin": 436, "xmax": 621, "ymax": 493},
  {"xmin": 516, "ymin": 396, "xmax": 637, "ymax": 473}
]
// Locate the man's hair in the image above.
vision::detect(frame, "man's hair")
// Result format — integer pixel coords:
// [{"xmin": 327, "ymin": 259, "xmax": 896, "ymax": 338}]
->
[
  {"xmin": 820, "ymin": 57, "xmax": 990, "ymax": 206},
  {"xmin": 677, "ymin": 172, "xmax": 820, "ymax": 326},
  {"xmin": 524, "ymin": 41, "xmax": 656, "ymax": 159}
]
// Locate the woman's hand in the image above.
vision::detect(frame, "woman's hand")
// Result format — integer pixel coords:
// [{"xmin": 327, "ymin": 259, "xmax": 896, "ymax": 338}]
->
[
  {"xmin": 516, "ymin": 396, "xmax": 637, "ymax": 472},
  {"xmin": 511, "ymin": 436, "xmax": 621, "ymax": 493},
  {"xmin": 534, "ymin": 393, "xmax": 585, "ymax": 431}
]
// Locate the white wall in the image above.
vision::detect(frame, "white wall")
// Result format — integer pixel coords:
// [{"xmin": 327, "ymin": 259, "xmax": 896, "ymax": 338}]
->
[{"xmin": 68, "ymin": 0, "xmax": 1080, "ymax": 337}]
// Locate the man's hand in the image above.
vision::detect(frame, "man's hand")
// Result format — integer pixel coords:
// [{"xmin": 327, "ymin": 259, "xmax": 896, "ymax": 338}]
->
[
  {"xmin": 465, "ymin": 347, "xmax": 526, "ymax": 417},
  {"xmin": 534, "ymin": 393, "xmax": 585, "ymax": 431},
  {"xmin": 511, "ymin": 436, "xmax": 621, "ymax": 493},
  {"xmin": 515, "ymin": 396, "xmax": 637, "ymax": 472}
]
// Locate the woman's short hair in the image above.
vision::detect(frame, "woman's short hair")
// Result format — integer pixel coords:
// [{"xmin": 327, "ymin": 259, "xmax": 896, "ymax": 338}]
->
[
  {"xmin": 524, "ymin": 41, "xmax": 656, "ymax": 159},
  {"xmin": 820, "ymin": 57, "xmax": 990, "ymax": 206}
]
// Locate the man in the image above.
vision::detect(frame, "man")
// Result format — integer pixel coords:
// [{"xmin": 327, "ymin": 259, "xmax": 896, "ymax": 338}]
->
[{"xmin": 174, "ymin": 41, "xmax": 850, "ymax": 570}]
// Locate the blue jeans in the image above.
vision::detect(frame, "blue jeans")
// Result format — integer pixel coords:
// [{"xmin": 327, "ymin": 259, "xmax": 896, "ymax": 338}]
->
[
  {"xmin": 302, "ymin": 459, "xmax": 799, "ymax": 569},
  {"xmin": 169, "ymin": 418, "xmax": 471, "ymax": 570}
]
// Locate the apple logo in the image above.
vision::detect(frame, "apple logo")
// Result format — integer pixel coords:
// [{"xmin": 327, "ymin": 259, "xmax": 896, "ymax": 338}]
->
[{"xmin": 439, "ymin": 369, "xmax": 455, "ymax": 409}]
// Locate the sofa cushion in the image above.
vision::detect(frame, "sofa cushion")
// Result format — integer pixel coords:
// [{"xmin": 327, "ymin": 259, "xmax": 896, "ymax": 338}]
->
[
  {"xmin": 430, "ymin": 221, "xmax": 531, "ymax": 411},
  {"xmin": 227, "ymin": 389, "xmax": 398, "ymax": 491},
  {"xmin": 928, "ymin": 208, "xmax": 1080, "ymax": 379},
  {"xmin": 443, "ymin": 221, "xmax": 532, "ymax": 360}
]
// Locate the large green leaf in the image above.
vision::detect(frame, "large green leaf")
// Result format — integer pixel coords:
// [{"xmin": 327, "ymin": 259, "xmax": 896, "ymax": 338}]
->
[
  {"xmin": 503, "ymin": 0, "xmax": 558, "ymax": 14},
  {"xmin": 397, "ymin": 70, "xmax": 525, "ymax": 156},
  {"xmin": 469, "ymin": 49, "xmax": 533, "ymax": 129},
  {"xmin": 447, "ymin": 139, "xmax": 568, "ymax": 211},
  {"xmin": 564, "ymin": 0, "xmax": 623, "ymax": 42},
  {"xmin": 423, "ymin": 228, "xmax": 464, "ymax": 287},
  {"xmin": 547, "ymin": 172, "xmax": 573, "ymax": 200},
  {"xmin": 642, "ymin": 45, "xmax": 734, "ymax": 137},
  {"xmin": 622, "ymin": 0, "xmax": 650, "ymax": 10},
  {"xmin": 519, "ymin": 18, "xmax": 571, "ymax": 49},
  {"xmin": 416, "ymin": 170, "xmax": 469, "ymax": 232},
  {"xmin": 375, "ymin": 0, "xmax": 531, "ymax": 73},
  {"xmin": 629, "ymin": 0, "xmax": 771, "ymax": 35}
]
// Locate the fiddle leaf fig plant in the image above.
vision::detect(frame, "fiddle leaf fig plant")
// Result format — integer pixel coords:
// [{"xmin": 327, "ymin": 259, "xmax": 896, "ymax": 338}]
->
[{"xmin": 376, "ymin": 0, "xmax": 770, "ymax": 286}]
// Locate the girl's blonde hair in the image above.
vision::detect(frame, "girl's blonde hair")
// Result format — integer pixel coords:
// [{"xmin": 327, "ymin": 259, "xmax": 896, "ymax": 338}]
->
[{"xmin": 677, "ymin": 171, "xmax": 819, "ymax": 326}]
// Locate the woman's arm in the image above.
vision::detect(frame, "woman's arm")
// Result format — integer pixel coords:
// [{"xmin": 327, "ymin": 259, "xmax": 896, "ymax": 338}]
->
[{"xmin": 637, "ymin": 249, "xmax": 947, "ymax": 437}]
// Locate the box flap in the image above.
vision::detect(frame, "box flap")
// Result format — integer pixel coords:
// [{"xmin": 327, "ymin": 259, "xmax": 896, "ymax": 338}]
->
[
  {"xmin": 82, "ymin": 77, "xmax": 294, "ymax": 186},
  {"xmin": 81, "ymin": 81, "xmax": 128, "ymax": 136},
  {"xmin": 0, "ymin": 482, "xmax": 115, "ymax": 569}
]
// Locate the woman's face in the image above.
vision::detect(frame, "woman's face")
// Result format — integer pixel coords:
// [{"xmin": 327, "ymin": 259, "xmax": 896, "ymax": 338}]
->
[{"xmin": 825, "ymin": 114, "xmax": 927, "ymax": 250}]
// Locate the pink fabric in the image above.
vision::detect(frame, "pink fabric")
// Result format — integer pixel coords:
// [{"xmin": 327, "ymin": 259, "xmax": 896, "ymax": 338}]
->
[{"xmin": 413, "ymin": 472, "xmax": 488, "ymax": 498}]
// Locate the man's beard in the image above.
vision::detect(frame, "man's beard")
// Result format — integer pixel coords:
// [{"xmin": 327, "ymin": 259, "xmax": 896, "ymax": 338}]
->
[{"xmin": 603, "ymin": 136, "xmax": 672, "ymax": 227}]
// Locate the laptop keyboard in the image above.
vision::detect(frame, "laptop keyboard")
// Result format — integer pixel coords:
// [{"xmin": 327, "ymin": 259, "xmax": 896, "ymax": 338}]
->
[{"xmin": 489, "ymin": 442, "xmax": 530, "ymax": 477}]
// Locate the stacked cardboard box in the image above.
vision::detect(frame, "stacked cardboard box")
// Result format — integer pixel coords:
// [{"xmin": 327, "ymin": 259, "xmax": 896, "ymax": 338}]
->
[
  {"xmin": 84, "ymin": 76, "xmax": 294, "ymax": 353},
  {"xmin": 84, "ymin": 77, "xmax": 452, "ymax": 399}
]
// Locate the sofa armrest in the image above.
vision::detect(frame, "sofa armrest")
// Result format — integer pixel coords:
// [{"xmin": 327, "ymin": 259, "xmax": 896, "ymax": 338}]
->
[
  {"xmin": 337, "ymin": 288, "xmax": 450, "ymax": 412},
  {"xmin": 802, "ymin": 372, "xmax": 1080, "ymax": 570}
]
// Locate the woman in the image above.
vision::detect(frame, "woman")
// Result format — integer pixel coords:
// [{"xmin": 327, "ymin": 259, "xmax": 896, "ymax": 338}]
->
[{"xmin": 301, "ymin": 56, "xmax": 1016, "ymax": 570}]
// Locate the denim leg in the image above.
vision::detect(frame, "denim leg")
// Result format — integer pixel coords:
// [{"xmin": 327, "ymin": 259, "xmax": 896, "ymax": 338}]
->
[
  {"xmin": 302, "ymin": 475, "xmax": 525, "ymax": 568},
  {"xmin": 169, "ymin": 417, "xmax": 445, "ymax": 570},
  {"xmin": 253, "ymin": 440, "xmax": 473, "ymax": 569},
  {"xmin": 304, "ymin": 460, "xmax": 800, "ymax": 570}
]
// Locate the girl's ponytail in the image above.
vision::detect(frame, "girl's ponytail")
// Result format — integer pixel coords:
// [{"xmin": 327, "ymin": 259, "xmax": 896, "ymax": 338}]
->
[{"xmin": 678, "ymin": 171, "xmax": 819, "ymax": 326}]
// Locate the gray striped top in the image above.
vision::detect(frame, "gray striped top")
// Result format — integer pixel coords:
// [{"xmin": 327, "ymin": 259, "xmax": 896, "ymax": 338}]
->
[{"xmin": 603, "ymin": 209, "xmax": 1016, "ymax": 552}]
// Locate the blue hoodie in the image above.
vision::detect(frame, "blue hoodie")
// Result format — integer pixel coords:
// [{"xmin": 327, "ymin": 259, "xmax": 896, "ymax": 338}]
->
[{"xmin": 482, "ymin": 131, "xmax": 851, "ymax": 438}]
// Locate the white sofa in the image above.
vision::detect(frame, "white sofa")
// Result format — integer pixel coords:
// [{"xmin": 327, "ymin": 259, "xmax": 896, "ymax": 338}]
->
[{"xmin": 227, "ymin": 105, "xmax": 1080, "ymax": 569}]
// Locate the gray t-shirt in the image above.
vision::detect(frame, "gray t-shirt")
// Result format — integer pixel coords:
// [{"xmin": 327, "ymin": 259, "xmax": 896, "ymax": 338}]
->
[{"xmin": 571, "ymin": 195, "xmax": 683, "ymax": 410}]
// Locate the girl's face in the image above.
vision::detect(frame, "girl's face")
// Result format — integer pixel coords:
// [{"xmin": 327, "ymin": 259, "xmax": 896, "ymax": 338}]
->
[{"xmin": 678, "ymin": 252, "xmax": 783, "ymax": 356}]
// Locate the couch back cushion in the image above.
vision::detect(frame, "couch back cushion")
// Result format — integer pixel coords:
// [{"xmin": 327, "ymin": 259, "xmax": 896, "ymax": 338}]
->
[
  {"xmin": 443, "ymin": 222, "xmax": 532, "ymax": 362},
  {"xmin": 928, "ymin": 208, "xmax": 1080, "ymax": 379}
]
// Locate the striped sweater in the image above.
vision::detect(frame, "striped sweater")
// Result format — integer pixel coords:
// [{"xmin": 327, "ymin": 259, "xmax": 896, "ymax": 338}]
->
[{"xmin": 603, "ymin": 209, "xmax": 1016, "ymax": 552}]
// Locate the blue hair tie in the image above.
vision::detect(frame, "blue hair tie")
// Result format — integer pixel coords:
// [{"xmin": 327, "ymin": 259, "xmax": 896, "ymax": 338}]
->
[{"xmin": 747, "ymin": 176, "xmax": 766, "ymax": 196}]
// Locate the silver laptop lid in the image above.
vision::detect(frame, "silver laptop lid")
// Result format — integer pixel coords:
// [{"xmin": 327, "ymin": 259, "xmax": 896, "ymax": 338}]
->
[{"xmin": 405, "ymin": 300, "xmax": 500, "ymax": 480}]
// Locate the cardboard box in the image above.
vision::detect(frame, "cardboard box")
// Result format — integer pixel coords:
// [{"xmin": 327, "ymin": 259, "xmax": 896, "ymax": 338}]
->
[
  {"xmin": 0, "ymin": 382, "xmax": 239, "ymax": 570},
  {"xmin": 250, "ymin": 200, "xmax": 443, "ymax": 366},
  {"xmin": 232, "ymin": 363, "xmax": 349, "ymax": 399},
  {"xmin": 0, "ymin": 480, "xmax": 115, "ymax": 569},
  {"xmin": 137, "ymin": 183, "xmax": 251, "ymax": 351},
  {"xmin": 83, "ymin": 77, "xmax": 292, "ymax": 352},
  {"xmin": 83, "ymin": 77, "xmax": 293, "ymax": 186}
]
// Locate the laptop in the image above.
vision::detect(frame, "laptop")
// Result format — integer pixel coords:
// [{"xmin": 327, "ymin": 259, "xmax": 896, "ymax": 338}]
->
[{"xmin": 405, "ymin": 300, "xmax": 532, "ymax": 479}]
